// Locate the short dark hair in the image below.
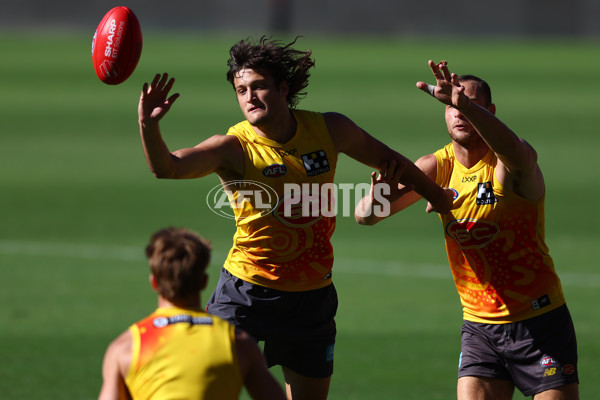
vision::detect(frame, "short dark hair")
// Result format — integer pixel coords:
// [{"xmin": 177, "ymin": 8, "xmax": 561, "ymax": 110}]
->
[
  {"xmin": 145, "ymin": 227, "xmax": 211, "ymax": 302},
  {"xmin": 226, "ymin": 36, "xmax": 315, "ymax": 108},
  {"xmin": 458, "ymin": 74, "xmax": 492, "ymax": 106}
]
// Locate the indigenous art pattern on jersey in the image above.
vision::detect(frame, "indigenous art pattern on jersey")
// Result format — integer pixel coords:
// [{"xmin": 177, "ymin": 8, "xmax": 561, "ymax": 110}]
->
[{"xmin": 434, "ymin": 144, "xmax": 565, "ymax": 323}]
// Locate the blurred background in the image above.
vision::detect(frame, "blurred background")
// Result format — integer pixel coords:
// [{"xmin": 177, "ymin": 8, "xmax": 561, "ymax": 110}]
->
[{"xmin": 3, "ymin": 0, "xmax": 600, "ymax": 37}]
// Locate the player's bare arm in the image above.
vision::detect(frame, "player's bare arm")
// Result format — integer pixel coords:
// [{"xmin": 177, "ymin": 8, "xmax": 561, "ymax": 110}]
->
[
  {"xmin": 417, "ymin": 60, "xmax": 544, "ymax": 201},
  {"xmin": 235, "ymin": 329, "xmax": 286, "ymax": 400},
  {"xmin": 324, "ymin": 112, "xmax": 453, "ymax": 214},
  {"xmin": 138, "ymin": 73, "xmax": 244, "ymax": 180},
  {"xmin": 355, "ymin": 153, "xmax": 438, "ymax": 225},
  {"xmin": 98, "ymin": 330, "xmax": 132, "ymax": 400}
]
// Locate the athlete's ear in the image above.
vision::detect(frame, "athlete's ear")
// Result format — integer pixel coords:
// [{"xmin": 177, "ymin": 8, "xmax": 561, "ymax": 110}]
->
[
  {"xmin": 149, "ymin": 274, "xmax": 159, "ymax": 291},
  {"xmin": 279, "ymin": 80, "xmax": 289, "ymax": 98},
  {"xmin": 488, "ymin": 103, "xmax": 496, "ymax": 115}
]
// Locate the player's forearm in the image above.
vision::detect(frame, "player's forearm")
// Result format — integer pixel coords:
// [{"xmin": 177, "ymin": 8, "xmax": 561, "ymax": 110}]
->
[
  {"xmin": 461, "ymin": 101, "xmax": 536, "ymax": 170},
  {"xmin": 355, "ymin": 195, "xmax": 385, "ymax": 225},
  {"xmin": 139, "ymin": 119, "xmax": 176, "ymax": 178},
  {"xmin": 399, "ymin": 162, "xmax": 449, "ymax": 212}
]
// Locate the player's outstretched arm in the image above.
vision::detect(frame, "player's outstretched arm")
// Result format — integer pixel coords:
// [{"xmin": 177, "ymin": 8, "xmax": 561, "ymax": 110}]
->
[
  {"xmin": 236, "ymin": 329, "xmax": 286, "ymax": 400},
  {"xmin": 325, "ymin": 112, "xmax": 453, "ymax": 214},
  {"xmin": 138, "ymin": 73, "xmax": 244, "ymax": 180},
  {"xmin": 138, "ymin": 73, "xmax": 180, "ymax": 178},
  {"xmin": 355, "ymin": 154, "xmax": 447, "ymax": 224},
  {"xmin": 416, "ymin": 60, "xmax": 544, "ymax": 201}
]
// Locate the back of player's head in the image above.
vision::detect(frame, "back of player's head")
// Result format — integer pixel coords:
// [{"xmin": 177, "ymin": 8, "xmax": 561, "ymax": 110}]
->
[
  {"xmin": 226, "ymin": 35, "xmax": 315, "ymax": 108},
  {"xmin": 145, "ymin": 227, "xmax": 212, "ymax": 303},
  {"xmin": 458, "ymin": 74, "xmax": 492, "ymax": 107}
]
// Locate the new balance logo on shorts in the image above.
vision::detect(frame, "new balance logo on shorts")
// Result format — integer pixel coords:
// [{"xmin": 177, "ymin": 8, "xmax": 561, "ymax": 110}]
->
[
  {"xmin": 302, "ymin": 150, "xmax": 330, "ymax": 176},
  {"xmin": 476, "ymin": 182, "xmax": 498, "ymax": 205}
]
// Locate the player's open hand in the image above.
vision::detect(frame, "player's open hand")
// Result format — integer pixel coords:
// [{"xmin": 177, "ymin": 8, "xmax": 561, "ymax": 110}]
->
[
  {"xmin": 371, "ymin": 160, "xmax": 414, "ymax": 203},
  {"xmin": 139, "ymin": 73, "xmax": 180, "ymax": 122},
  {"xmin": 416, "ymin": 60, "xmax": 470, "ymax": 111}
]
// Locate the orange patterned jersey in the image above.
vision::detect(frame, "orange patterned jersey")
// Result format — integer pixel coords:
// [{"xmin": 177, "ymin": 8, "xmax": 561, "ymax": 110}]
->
[
  {"xmin": 125, "ymin": 307, "xmax": 242, "ymax": 400},
  {"xmin": 434, "ymin": 143, "xmax": 565, "ymax": 323},
  {"xmin": 222, "ymin": 110, "xmax": 338, "ymax": 292}
]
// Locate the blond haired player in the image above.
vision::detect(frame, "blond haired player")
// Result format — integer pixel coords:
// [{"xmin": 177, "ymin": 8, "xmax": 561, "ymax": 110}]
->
[
  {"xmin": 98, "ymin": 227, "xmax": 285, "ymax": 400},
  {"xmin": 356, "ymin": 61, "xmax": 578, "ymax": 400},
  {"xmin": 137, "ymin": 37, "xmax": 453, "ymax": 400}
]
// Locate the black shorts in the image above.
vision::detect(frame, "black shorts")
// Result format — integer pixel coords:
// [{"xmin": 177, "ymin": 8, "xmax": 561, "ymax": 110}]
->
[
  {"xmin": 458, "ymin": 304, "xmax": 578, "ymax": 397},
  {"xmin": 206, "ymin": 268, "xmax": 337, "ymax": 378}
]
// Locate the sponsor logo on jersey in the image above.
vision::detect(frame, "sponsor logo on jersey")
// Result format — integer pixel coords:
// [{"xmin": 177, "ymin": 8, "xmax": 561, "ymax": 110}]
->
[
  {"xmin": 301, "ymin": 150, "xmax": 330, "ymax": 176},
  {"xmin": 462, "ymin": 175, "xmax": 477, "ymax": 183},
  {"xmin": 476, "ymin": 182, "xmax": 498, "ymax": 205},
  {"xmin": 278, "ymin": 148, "xmax": 297, "ymax": 157},
  {"xmin": 263, "ymin": 164, "xmax": 287, "ymax": 177},
  {"xmin": 153, "ymin": 315, "xmax": 213, "ymax": 328},
  {"xmin": 445, "ymin": 219, "xmax": 499, "ymax": 248}
]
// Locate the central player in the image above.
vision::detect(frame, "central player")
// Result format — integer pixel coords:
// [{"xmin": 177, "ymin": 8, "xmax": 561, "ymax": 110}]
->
[{"xmin": 137, "ymin": 36, "xmax": 454, "ymax": 399}]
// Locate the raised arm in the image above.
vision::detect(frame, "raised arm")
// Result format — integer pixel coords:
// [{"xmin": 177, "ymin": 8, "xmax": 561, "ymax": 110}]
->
[
  {"xmin": 416, "ymin": 60, "xmax": 544, "ymax": 201},
  {"xmin": 355, "ymin": 153, "xmax": 438, "ymax": 225},
  {"xmin": 324, "ymin": 112, "xmax": 453, "ymax": 214},
  {"xmin": 138, "ymin": 73, "xmax": 243, "ymax": 180}
]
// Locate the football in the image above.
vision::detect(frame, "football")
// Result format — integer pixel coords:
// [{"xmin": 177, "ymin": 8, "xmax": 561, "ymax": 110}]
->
[{"xmin": 91, "ymin": 6, "xmax": 143, "ymax": 85}]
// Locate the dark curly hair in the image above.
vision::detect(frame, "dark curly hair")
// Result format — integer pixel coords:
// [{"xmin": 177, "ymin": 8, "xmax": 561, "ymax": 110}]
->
[{"xmin": 226, "ymin": 36, "xmax": 315, "ymax": 109}]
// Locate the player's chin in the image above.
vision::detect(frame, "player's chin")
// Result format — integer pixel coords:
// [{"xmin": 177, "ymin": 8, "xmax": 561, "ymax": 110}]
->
[{"xmin": 245, "ymin": 109, "xmax": 268, "ymax": 125}]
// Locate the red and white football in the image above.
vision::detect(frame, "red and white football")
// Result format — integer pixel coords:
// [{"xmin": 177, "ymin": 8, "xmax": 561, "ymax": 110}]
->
[{"xmin": 91, "ymin": 6, "xmax": 142, "ymax": 85}]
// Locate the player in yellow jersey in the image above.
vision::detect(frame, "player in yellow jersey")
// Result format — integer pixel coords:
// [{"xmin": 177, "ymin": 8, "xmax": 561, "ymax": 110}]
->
[
  {"xmin": 137, "ymin": 37, "xmax": 454, "ymax": 400},
  {"xmin": 98, "ymin": 227, "xmax": 285, "ymax": 400},
  {"xmin": 355, "ymin": 61, "xmax": 578, "ymax": 399}
]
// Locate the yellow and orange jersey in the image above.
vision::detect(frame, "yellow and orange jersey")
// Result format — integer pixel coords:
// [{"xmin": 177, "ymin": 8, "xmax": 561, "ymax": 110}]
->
[
  {"xmin": 434, "ymin": 143, "xmax": 565, "ymax": 323},
  {"xmin": 125, "ymin": 307, "xmax": 242, "ymax": 400},
  {"xmin": 223, "ymin": 110, "xmax": 338, "ymax": 292}
]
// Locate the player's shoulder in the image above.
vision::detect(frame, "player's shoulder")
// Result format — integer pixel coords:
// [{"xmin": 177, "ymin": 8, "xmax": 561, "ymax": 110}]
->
[
  {"xmin": 322, "ymin": 111, "xmax": 352, "ymax": 126},
  {"xmin": 103, "ymin": 329, "xmax": 133, "ymax": 374},
  {"xmin": 415, "ymin": 153, "xmax": 438, "ymax": 179},
  {"xmin": 108, "ymin": 329, "xmax": 133, "ymax": 355}
]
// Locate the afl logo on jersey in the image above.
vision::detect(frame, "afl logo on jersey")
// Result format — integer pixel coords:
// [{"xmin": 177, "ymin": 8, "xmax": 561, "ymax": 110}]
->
[{"xmin": 263, "ymin": 164, "xmax": 287, "ymax": 177}]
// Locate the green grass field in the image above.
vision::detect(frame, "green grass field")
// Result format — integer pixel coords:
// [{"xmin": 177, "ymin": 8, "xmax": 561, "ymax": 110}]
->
[{"xmin": 1, "ymin": 32, "xmax": 599, "ymax": 399}]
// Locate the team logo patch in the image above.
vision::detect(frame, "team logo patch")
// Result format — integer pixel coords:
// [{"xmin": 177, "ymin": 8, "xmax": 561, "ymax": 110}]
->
[
  {"xmin": 562, "ymin": 364, "xmax": 576, "ymax": 375},
  {"xmin": 263, "ymin": 164, "xmax": 287, "ymax": 177},
  {"xmin": 445, "ymin": 219, "xmax": 499, "ymax": 248},
  {"xmin": 450, "ymin": 188, "xmax": 459, "ymax": 200},
  {"xmin": 476, "ymin": 182, "xmax": 498, "ymax": 205},
  {"xmin": 301, "ymin": 150, "xmax": 330, "ymax": 176},
  {"xmin": 540, "ymin": 356, "xmax": 556, "ymax": 367}
]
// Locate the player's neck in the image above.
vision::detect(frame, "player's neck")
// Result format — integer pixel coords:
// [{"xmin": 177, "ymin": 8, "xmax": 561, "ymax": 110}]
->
[
  {"xmin": 452, "ymin": 140, "xmax": 490, "ymax": 169},
  {"xmin": 254, "ymin": 109, "xmax": 297, "ymax": 144},
  {"xmin": 157, "ymin": 295, "xmax": 202, "ymax": 311}
]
